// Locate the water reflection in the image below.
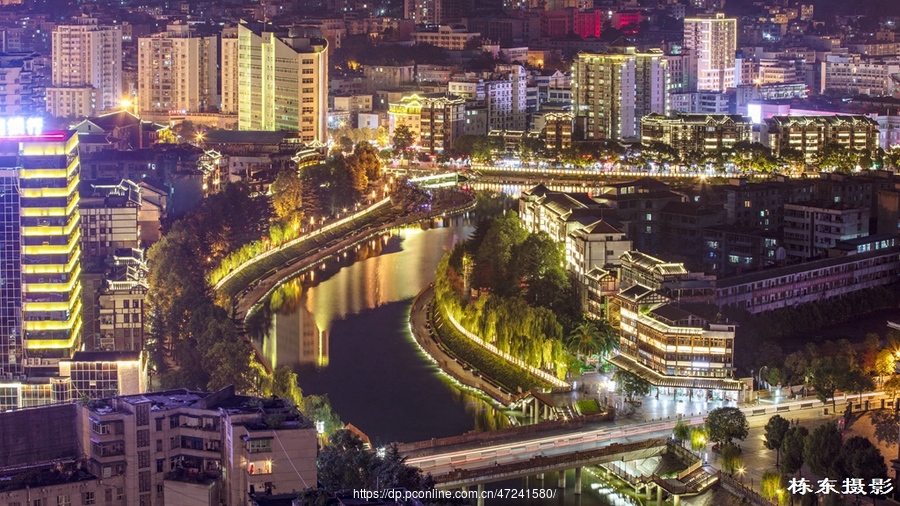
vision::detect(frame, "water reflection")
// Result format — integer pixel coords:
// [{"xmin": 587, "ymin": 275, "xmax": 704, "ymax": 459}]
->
[{"xmin": 247, "ymin": 216, "xmax": 511, "ymax": 442}]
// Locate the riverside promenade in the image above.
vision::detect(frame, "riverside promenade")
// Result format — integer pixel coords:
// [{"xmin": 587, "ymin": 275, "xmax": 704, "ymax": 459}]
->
[
  {"xmin": 233, "ymin": 193, "xmax": 477, "ymax": 321},
  {"xmin": 408, "ymin": 284, "xmax": 512, "ymax": 405}
]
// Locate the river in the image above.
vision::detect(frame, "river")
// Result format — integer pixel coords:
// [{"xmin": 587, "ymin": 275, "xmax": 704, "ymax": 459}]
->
[
  {"xmin": 249, "ymin": 215, "xmax": 513, "ymax": 445},
  {"xmin": 244, "ymin": 213, "xmax": 689, "ymax": 506}
]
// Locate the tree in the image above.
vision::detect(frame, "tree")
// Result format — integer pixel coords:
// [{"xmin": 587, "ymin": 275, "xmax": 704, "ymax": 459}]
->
[
  {"xmin": 673, "ymin": 419, "xmax": 691, "ymax": 447},
  {"xmin": 839, "ymin": 367, "xmax": 875, "ymax": 402},
  {"xmin": 172, "ymin": 120, "xmax": 198, "ymax": 141},
  {"xmin": 705, "ymin": 407, "xmax": 749, "ymax": 447},
  {"xmin": 351, "ymin": 141, "xmax": 382, "ymax": 181},
  {"xmin": 778, "ymin": 147, "xmax": 806, "ymax": 173},
  {"xmin": 512, "ymin": 232, "xmax": 571, "ymax": 313},
  {"xmin": 337, "ymin": 135, "xmax": 354, "ymax": 153},
  {"xmin": 316, "ymin": 430, "xmax": 433, "ymax": 492},
  {"xmin": 885, "ymin": 375, "xmax": 900, "ymax": 401},
  {"xmin": 392, "ymin": 124, "xmax": 415, "ymax": 156},
  {"xmin": 764, "ymin": 415, "xmax": 791, "ymax": 465},
  {"xmin": 834, "ymin": 436, "xmax": 888, "ymax": 493},
  {"xmin": 565, "ymin": 320, "xmax": 601, "ymax": 361},
  {"xmin": 816, "ymin": 142, "xmax": 860, "ymax": 173},
  {"xmin": 472, "ymin": 213, "xmax": 528, "ymax": 296},
  {"xmin": 780, "ymin": 425, "xmax": 808, "ymax": 477},
  {"xmin": 761, "ymin": 470, "xmax": 787, "ymax": 505},
  {"xmin": 803, "ymin": 422, "xmax": 843, "ymax": 477},
  {"xmin": 303, "ymin": 395, "xmax": 343, "ymax": 437},
  {"xmin": 808, "ymin": 354, "xmax": 852, "ymax": 410},
  {"xmin": 720, "ymin": 443, "xmax": 742, "ymax": 474},
  {"xmin": 875, "ymin": 349, "xmax": 896, "ymax": 378},
  {"xmin": 271, "ymin": 169, "xmax": 304, "ymax": 221},
  {"xmin": 690, "ymin": 427, "xmax": 708, "ymax": 452},
  {"xmin": 272, "ymin": 366, "xmax": 303, "ymax": 407},
  {"xmin": 613, "ymin": 369, "xmax": 651, "ymax": 402}
]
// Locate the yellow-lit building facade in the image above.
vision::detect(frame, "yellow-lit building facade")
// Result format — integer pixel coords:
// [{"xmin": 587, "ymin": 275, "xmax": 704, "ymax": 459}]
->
[
  {"xmin": 18, "ymin": 129, "xmax": 82, "ymax": 374},
  {"xmin": 0, "ymin": 124, "xmax": 81, "ymax": 386}
]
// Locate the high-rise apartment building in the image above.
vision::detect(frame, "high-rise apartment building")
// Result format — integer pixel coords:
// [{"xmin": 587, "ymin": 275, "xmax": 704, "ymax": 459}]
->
[
  {"xmin": 138, "ymin": 23, "xmax": 218, "ymax": 119},
  {"xmin": 220, "ymin": 27, "xmax": 239, "ymax": 114},
  {"xmin": 573, "ymin": 48, "xmax": 667, "ymax": 140},
  {"xmin": 47, "ymin": 17, "xmax": 122, "ymax": 118},
  {"xmin": 0, "ymin": 122, "xmax": 82, "ymax": 380},
  {"xmin": 683, "ymin": 13, "xmax": 737, "ymax": 93},
  {"xmin": 229, "ymin": 22, "xmax": 328, "ymax": 143},
  {"xmin": 0, "ymin": 52, "xmax": 42, "ymax": 115}
]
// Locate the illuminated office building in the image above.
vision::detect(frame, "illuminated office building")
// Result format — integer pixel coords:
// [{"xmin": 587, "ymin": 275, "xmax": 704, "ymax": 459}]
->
[{"xmin": 0, "ymin": 119, "xmax": 82, "ymax": 402}]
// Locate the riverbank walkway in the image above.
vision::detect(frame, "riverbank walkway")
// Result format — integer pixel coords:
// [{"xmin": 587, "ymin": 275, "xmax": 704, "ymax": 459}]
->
[
  {"xmin": 409, "ymin": 284, "xmax": 512, "ymax": 405},
  {"xmin": 227, "ymin": 190, "xmax": 476, "ymax": 371}
]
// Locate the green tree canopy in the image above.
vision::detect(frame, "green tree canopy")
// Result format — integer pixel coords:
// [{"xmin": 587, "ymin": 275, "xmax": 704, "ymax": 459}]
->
[
  {"xmin": 271, "ymin": 169, "xmax": 304, "ymax": 221},
  {"xmin": 764, "ymin": 414, "xmax": 791, "ymax": 465},
  {"xmin": 833, "ymin": 436, "xmax": 888, "ymax": 489},
  {"xmin": 613, "ymin": 369, "xmax": 651, "ymax": 402},
  {"xmin": 392, "ymin": 124, "xmax": 415, "ymax": 155},
  {"xmin": 315, "ymin": 430, "xmax": 433, "ymax": 492},
  {"xmin": 803, "ymin": 422, "xmax": 843, "ymax": 477},
  {"xmin": 705, "ymin": 407, "xmax": 749, "ymax": 446},
  {"xmin": 673, "ymin": 419, "xmax": 691, "ymax": 446},
  {"xmin": 780, "ymin": 425, "xmax": 808, "ymax": 477}
]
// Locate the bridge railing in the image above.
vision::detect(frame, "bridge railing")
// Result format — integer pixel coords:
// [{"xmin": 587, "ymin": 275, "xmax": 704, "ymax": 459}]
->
[
  {"xmin": 397, "ymin": 411, "xmax": 612, "ymax": 454},
  {"xmin": 433, "ymin": 437, "xmax": 667, "ymax": 485}
]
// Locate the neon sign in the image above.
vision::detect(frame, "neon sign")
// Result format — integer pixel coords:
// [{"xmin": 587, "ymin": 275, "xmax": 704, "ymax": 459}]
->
[{"xmin": 0, "ymin": 117, "xmax": 43, "ymax": 137}]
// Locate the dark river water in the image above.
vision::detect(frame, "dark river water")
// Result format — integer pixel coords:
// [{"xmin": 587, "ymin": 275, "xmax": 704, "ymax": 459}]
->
[
  {"xmin": 251, "ymin": 216, "xmax": 513, "ymax": 445},
  {"xmin": 245, "ymin": 214, "xmax": 695, "ymax": 505}
]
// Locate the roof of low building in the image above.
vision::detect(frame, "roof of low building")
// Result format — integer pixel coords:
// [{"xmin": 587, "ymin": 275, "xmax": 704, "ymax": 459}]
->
[{"xmin": 202, "ymin": 130, "xmax": 298, "ymax": 145}]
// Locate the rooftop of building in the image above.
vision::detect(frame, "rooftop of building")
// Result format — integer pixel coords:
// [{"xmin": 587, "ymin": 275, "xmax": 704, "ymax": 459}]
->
[
  {"xmin": 67, "ymin": 351, "xmax": 141, "ymax": 363},
  {"xmin": 643, "ymin": 112, "xmax": 751, "ymax": 124},
  {"xmin": 164, "ymin": 468, "xmax": 219, "ymax": 486},
  {"xmin": 716, "ymin": 244, "xmax": 900, "ymax": 288},
  {"xmin": 784, "ymin": 199, "xmax": 868, "ymax": 211},
  {"xmin": 621, "ymin": 250, "xmax": 689, "ymax": 275},
  {"xmin": 764, "ymin": 114, "xmax": 878, "ymax": 125},
  {"xmin": 202, "ymin": 130, "xmax": 300, "ymax": 145},
  {"xmin": 829, "ymin": 234, "xmax": 898, "ymax": 252},
  {"xmin": 617, "ymin": 283, "xmax": 655, "ymax": 301},
  {"xmin": 0, "ymin": 461, "xmax": 96, "ymax": 493},
  {"xmin": 86, "ymin": 386, "xmax": 314, "ymax": 429},
  {"xmin": 575, "ymin": 218, "xmax": 625, "ymax": 235},
  {"xmin": 649, "ymin": 303, "xmax": 702, "ymax": 326},
  {"xmin": 80, "ymin": 110, "xmax": 141, "ymax": 131}
]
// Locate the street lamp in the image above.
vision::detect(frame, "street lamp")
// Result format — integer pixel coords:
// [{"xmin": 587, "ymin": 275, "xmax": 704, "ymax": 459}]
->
[{"xmin": 737, "ymin": 466, "xmax": 745, "ymax": 484}]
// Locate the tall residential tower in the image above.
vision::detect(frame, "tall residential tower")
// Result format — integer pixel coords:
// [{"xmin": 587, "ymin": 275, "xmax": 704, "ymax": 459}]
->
[
  {"xmin": 573, "ymin": 48, "xmax": 668, "ymax": 140},
  {"xmin": 228, "ymin": 22, "xmax": 328, "ymax": 143},
  {"xmin": 683, "ymin": 13, "xmax": 737, "ymax": 93},
  {"xmin": 138, "ymin": 23, "xmax": 218, "ymax": 120},
  {"xmin": 47, "ymin": 18, "xmax": 122, "ymax": 118}
]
